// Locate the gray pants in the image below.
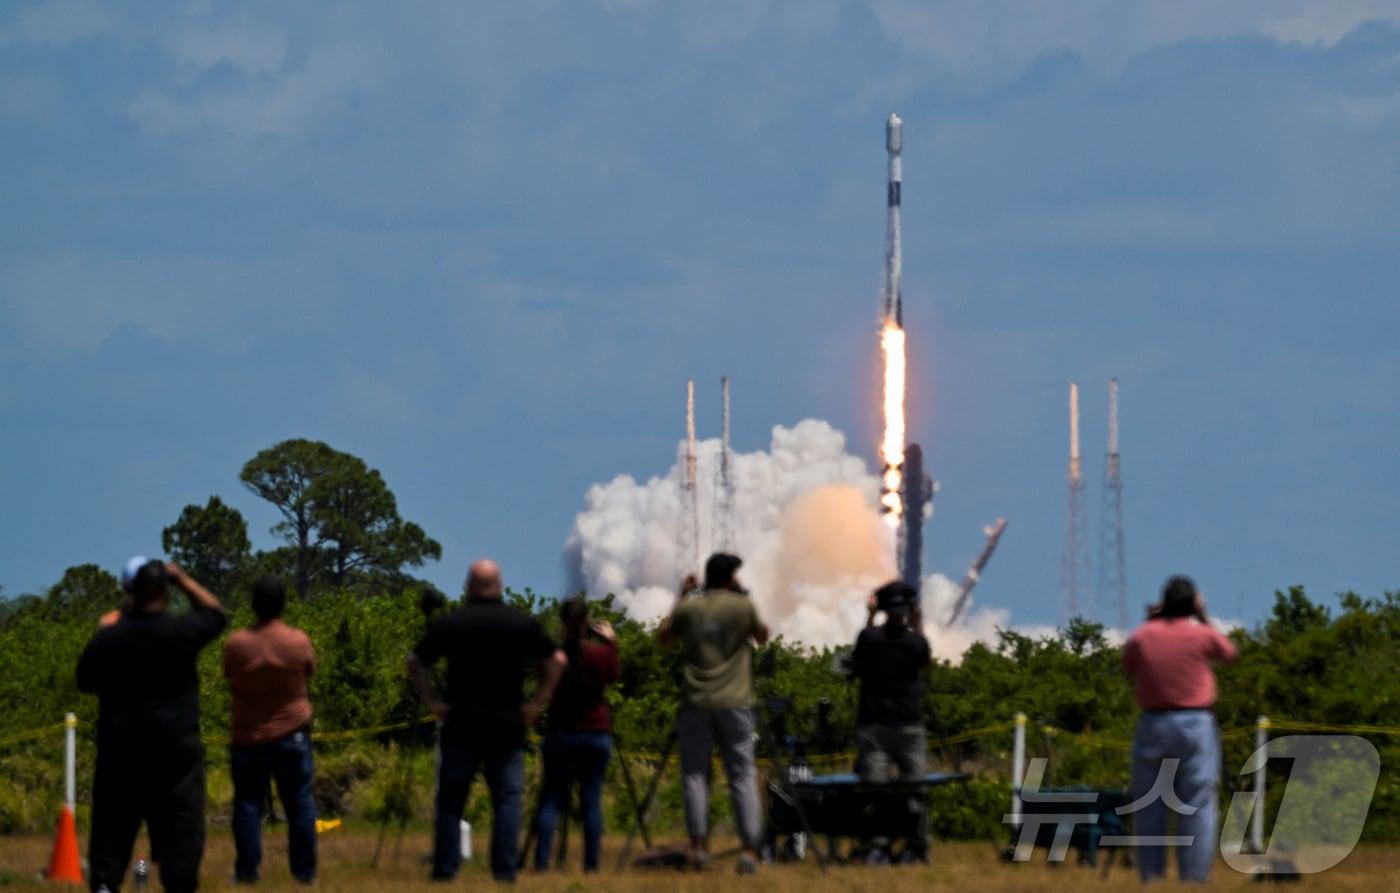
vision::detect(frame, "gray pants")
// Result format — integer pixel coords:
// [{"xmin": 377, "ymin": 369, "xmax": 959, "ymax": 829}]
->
[
  {"xmin": 678, "ymin": 706, "xmax": 761, "ymax": 848},
  {"xmin": 1131, "ymin": 710, "xmax": 1220, "ymax": 883},
  {"xmin": 855, "ymin": 724, "xmax": 927, "ymax": 782}
]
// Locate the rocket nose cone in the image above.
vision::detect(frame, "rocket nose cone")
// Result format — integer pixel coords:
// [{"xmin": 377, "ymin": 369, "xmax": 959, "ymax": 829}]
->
[{"xmin": 886, "ymin": 113, "xmax": 903, "ymax": 154}]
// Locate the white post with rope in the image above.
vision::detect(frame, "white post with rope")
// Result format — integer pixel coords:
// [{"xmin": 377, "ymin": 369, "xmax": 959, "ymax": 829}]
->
[
  {"xmin": 1011, "ymin": 712, "xmax": 1026, "ymax": 828},
  {"xmin": 64, "ymin": 713, "xmax": 77, "ymax": 813},
  {"xmin": 1251, "ymin": 715, "xmax": 1268, "ymax": 853}
]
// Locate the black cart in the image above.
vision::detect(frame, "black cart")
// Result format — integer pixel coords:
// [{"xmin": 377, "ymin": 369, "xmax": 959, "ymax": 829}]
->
[{"xmin": 764, "ymin": 770, "xmax": 969, "ymax": 864}]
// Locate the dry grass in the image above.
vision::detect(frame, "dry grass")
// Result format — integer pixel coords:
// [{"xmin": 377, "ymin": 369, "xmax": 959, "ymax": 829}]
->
[{"xmin": 0, "ymin": 829, "xmax": 1395, "ymax": 891}]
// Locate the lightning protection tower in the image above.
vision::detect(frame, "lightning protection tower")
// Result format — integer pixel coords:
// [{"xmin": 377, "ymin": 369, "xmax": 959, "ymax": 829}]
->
[
  {"xmin": 714, "ymin": 376, "xmax": 735, "ymax": 552},
  {"xmin": 1098, "ymin": 378, "xmax": 1127, "ymax": 630},
  {"xmin": 1061, "ymin": 381, "xmax": 1092, "ymax": 621}
]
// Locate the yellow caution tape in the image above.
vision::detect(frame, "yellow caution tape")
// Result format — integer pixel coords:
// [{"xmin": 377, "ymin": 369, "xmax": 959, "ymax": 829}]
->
[
  {"xmin": 1262, "ymin": 720, "xmax": 1400, "ymax": 737},
  {"xmin": 0, "ymin": 722, "xmax": 67, "ymax": 750},
  {"xmin": 939, "ymin": 721, "xmax": 1016, "ymax": 746},
  {"xmin": 201, "ymin": 715, "xmax": 435, "ymax": 748},
  {"xmin": 311, "ymin": 716, "xmax": 434, "ymax": 743},
  {"xmin": 1035, "ymin": 725, "xmax": 1133, "ymax": 749},
  {"xmin": 10, "ymin": 712, "xmax": 1396, "ymax": 764}
]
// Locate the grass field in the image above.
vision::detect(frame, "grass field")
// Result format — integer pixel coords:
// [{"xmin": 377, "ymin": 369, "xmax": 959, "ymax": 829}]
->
[{"xmin": 1, "ymin": 829, "xmax": 1396, "ymax": 891}]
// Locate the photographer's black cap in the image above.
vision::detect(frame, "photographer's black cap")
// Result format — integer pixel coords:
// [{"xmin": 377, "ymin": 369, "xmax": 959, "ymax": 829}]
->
[
  {"xmin": 875, "ymin": 579, "xmax": 919, "ymax": 612},
  {"xmin": 704, "ymin": 552, "xmax": 743, "ymax": 590}
]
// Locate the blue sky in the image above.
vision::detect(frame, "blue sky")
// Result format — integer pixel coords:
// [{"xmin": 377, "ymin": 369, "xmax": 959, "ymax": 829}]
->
[{"xmin": 3, "ymin": 1, "xmax": 1398, "ymax": 628}]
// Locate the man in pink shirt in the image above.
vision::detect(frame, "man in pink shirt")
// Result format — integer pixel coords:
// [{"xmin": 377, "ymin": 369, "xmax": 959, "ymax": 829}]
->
[
  {"xmin": 224, "ymin": 577, "xmax": 317, "ymax": 884},
  {"xmin": 1122, "ymin": 575, "xmax": 1238, "ymax": 883}
]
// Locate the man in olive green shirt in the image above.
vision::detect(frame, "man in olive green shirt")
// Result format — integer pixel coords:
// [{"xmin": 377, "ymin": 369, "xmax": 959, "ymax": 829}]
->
[{"xmin": 659, "ymin": 553, "xmax": 769, "ymax": 873}]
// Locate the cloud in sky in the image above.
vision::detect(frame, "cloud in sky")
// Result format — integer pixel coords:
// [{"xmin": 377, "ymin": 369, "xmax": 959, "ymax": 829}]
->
[
  {"xmin": 2, "ymin": 1, "xmax": 1398, "ymax": 631},
  {"xmin": 1, "ymin": 0, "xmax": 113, "ymax": 47}
]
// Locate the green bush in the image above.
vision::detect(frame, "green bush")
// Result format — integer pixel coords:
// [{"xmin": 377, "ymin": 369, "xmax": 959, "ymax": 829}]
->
[{"xmin": 0, "ymin": 583, "xmax": 1396, "ymax": 842}]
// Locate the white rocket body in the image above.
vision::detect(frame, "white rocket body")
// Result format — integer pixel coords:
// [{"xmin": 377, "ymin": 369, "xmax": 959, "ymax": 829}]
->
[{"xmin": 884, "ymin": 113, "xmax": 903, "ymax": 324}]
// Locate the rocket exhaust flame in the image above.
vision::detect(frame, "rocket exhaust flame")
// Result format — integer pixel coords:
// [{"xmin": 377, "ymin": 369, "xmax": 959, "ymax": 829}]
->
[{"xmin": 879, "ymin": 318, "xmax": 906, "ymax": 527}]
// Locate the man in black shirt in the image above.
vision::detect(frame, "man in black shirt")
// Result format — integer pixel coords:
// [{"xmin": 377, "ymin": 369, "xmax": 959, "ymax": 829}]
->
[
  {"xmin": 408, "ymin": 559, "xmax": 566, "ymax": 882},
  {"xmin": 77, "ymin": 559, "xmax": 227, "ymax": 893},
  {"xmin": 851, "ymin": 580, "xmax": 932, "ymax": 862}
]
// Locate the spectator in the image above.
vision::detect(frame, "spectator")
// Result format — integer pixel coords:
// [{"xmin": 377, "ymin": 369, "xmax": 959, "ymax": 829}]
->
[
  {"xmin": 658, "ymin": 553, "xmax": 769, "ymax": 874},
  {"xmin": 850, "ymin": 580, "xmax": 932, "ymax": 862},
  {"xmin": 1122, "ymin": 575, "xmax": 1239, "ymax": 883},
  {"xmin": 97, "ymin": 556, "xmax": 143, "ymax": 627},
  {"xmin": 77, "ymin": 560, "xmax": 227, "ymax": 893},
  {"xmin": 223, "ymin": 577, "xmax": 318, "ymax": 885},
  {"xmin": 532, "ymin": 598, "xmax": 620, "ymax": 872},
  {"xmin": 408, "ymin": 559, "xmax": 567, "ymax": 883}
]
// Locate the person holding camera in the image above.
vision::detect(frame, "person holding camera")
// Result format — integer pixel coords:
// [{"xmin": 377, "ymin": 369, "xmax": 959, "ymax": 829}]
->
[
  {"xmin": 658, "ymin": 553, "xmax": 769, "ymax": 874},
  {"xmin": 531, "ymin": 598, "xmax": 619, "ymax": 873},
  {"xmin": 850, "ymin": 580, "xmax": 932, "ymax": 861},
  {"xmin": 407, "ymin": 559, "xmax": 567, "ymax": 883},
  {"xmin": 223, "ymin": 577, "xmax": 318, "ymax": 885},
  {"xmin": 77, "ymin": 558, "xmax": 228, "ymax": 893},
  {"xmin": 1122, "ymin": 575, "xmax": 1238, "ymax": 883}
]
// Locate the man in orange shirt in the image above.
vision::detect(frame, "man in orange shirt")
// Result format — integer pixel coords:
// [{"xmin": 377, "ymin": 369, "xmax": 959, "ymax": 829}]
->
[{"xmin": 223, "ymin": 578, "xmax": 317, "ymax": 885}]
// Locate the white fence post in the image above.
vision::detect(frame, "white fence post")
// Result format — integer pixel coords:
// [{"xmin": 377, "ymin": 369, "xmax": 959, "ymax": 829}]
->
[
  {"xmin": 1011, "ymin": 712, "xmax": 1026, "ymax": 827},
  {"xmin": 64, "ymin": 712, "xmax": 77, "ymax": 814},
  {"xmin": 1251, "ymin": 715, "xmax": 1268, "ymax": 852}
]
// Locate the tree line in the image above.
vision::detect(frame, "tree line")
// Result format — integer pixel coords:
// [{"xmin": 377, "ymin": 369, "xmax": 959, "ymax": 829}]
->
[
  {"xmin": 0, "ymin": 439, "xmax": 1395, "ymax": 842},
  {"xmin": 1, "ymin": 438, "xmax": 443, "ymax": 623}
]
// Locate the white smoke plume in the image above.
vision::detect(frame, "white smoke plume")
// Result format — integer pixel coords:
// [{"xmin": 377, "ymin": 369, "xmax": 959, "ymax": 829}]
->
[{"xmin": 563, "ymin": 418, "xmax": 1038, "ymax": 659}]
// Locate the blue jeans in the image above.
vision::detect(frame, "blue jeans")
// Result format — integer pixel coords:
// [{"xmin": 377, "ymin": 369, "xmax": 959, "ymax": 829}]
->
[
  {"xmin": 1130, "ymin": 710, "xmax": 1220, "ymax": 883},
  {"xmin": 434, "ymin": 743, "xmax": 524, "ymax": 882},
  {"xmin": 230, "ymin": 729, "xmax": 317, "ymax": 883},
  {"xmin": 533, "ymin": 731, "xmax": 612, "ymax": 871}
]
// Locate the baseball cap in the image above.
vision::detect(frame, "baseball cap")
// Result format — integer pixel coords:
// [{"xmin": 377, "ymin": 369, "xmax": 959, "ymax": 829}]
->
[
  {"xmin": 703, "ymin": 552, "xmax": 743, "ymax": 590},
  {"xmin": 120, "ymin": 556, "xmax": 150, "ymax": 592}
]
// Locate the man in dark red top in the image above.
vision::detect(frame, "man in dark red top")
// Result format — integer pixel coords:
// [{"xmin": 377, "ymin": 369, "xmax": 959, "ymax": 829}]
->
[
  {"xmin": 1122, "ymin": 575, "xmax": 1238, "ymax": 884},
  {"xmin": 223, "ymin": 577, "xmax": 317, "ymax": 884},
  {"xmin": 531, "ymin": 598, "xmax": 620, "ymax": 872}
]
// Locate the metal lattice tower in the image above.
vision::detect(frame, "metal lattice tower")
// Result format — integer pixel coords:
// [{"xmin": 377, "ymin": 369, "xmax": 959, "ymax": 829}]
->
[
  {"xmin": 1061, "ymin": 381, "xmax": 1092, "ymax": 621},
  {"xmin": 678, "ymin": 379, "xmax": 700, "ymax": 579},
  {"xmin": 714, "ymin": 376, "xmax": 735, "ymax": 552},
  {"xmin": 1098, "ymin": 378, "xmax": 1128, "ymax": 630}
]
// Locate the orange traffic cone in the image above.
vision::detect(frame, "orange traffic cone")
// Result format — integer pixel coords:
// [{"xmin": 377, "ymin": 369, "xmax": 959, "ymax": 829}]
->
[{"xmin": 45, "ymin": 805, "xmax": 83, "ymax": 883}]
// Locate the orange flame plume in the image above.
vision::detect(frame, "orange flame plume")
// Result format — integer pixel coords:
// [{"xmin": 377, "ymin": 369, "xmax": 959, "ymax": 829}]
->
[{"xmin": 879, "ymin": 317, "xmax": 906, "ymax": 527}]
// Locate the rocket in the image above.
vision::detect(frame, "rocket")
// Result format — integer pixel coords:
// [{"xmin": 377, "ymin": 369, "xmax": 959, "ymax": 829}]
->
[
  {"xmin": 946, "ymin": 518, "xmax": 1008, "ymax": 625},
  {"xmin": 884, "ymin": 113, "xmax": 903, "ymax": 325}
]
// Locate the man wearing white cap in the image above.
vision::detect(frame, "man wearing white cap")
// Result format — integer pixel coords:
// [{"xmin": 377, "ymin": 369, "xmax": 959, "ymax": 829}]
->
[
  {"xmin": 97, "ymin": 556, "xmax": 148, "ymax": 627},
  {"xmin": 78, "ymin": 558, "xmax": 227, "ymax": 893}
]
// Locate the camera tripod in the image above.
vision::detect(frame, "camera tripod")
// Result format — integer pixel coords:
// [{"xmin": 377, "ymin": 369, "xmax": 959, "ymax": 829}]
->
[{"xmin": 512, "ymin": 730, "xmax": 665, "ymax": 872}]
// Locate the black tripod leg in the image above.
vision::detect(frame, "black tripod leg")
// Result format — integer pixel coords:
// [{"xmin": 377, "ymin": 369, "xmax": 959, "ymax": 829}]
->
[
  {"xmin": 762, "ymin": 731, "xmax": 827, "ymax": 872},
  {"xmin": 263, "ymin": 778, "xmax": 278, "ymax": 827},
  {"xmin": 518, "ymin": 740, "xmax": 551, "ymax": 872},
  {"xmin": 518, "ymin": 787, "xmax": 543, "ymax": 871},
  {"xmin": 556, "ymin": 788, "xmax": 570, "ymax": 870},
  {"xmin": 612, "ymin": 735, "xmax": 654, "ymax": 850},
  {"xmin": 372, "ymin": 741, "xmax": 415, "ymax": 870},
  {"xmin": 615, "ymin": 732, "xmax": 675, "ymax": 870}
]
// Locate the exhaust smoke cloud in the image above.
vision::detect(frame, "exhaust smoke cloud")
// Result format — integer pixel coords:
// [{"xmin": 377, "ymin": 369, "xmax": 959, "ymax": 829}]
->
[{"xmin": 564, "ymin": 419, "xmax": 1040, "ymax": 658}]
